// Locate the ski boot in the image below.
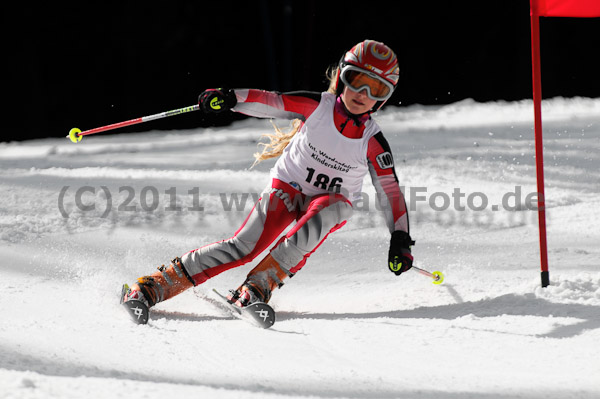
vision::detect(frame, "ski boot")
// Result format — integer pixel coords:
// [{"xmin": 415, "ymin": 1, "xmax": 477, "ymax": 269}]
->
[
  {"xmin": 121, "ymin": 257, "xmax": 195, "ymax": 324},
  {"xmin": 227, "ymin": 253, "xmax": 293, "ymax": 307}
]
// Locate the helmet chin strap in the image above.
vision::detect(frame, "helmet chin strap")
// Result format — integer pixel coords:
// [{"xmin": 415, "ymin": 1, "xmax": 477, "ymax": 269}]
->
[{"xmin": 336, "ymin": 95, "xmax": 372, "ymax": 134}]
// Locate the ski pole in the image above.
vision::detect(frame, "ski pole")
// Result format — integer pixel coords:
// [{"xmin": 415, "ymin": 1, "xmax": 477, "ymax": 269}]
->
[
  {"xmin": 67, "ymin": 104, "xmax": 200, "ymax": 143},
  {"xmin": 412, "ymin": 265, "xmax": 444, "ymax": 284}
]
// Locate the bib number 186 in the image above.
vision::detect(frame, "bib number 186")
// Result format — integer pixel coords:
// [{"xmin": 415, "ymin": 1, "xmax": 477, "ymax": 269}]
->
[{"xmin": 305, "ymin": 167, "xmax": 343, "ymax": 193}]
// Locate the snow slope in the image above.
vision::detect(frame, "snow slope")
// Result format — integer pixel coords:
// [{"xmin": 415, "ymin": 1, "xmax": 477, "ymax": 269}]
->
[{"xmin": 1, "ymin": 98, "xmax": 599, "ymax": 398}]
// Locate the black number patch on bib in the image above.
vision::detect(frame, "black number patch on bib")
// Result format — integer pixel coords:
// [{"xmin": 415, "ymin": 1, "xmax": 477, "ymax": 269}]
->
[{"xmin": 305, "ymin": 168, "xmax": 343, "ymax": 193}]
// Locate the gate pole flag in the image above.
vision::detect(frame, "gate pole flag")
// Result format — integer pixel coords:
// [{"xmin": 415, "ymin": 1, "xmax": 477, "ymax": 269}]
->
[{"xmin": 529, "ymin": 0, "xmax": 600, "ymax": 287}]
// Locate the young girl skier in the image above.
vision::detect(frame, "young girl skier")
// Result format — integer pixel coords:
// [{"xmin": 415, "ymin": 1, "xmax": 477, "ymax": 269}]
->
[{"xmin": 121, "ymin": 39, "xmax": 415, "ymax": 321}]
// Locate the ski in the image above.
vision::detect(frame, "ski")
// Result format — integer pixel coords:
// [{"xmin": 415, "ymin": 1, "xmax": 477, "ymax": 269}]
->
[
  {"xmin": 212, "ymin": 289, "xmax": 276, "ymax": 329},
  {"xmin": 120, "ymin": 284, "xmax": 149, "ymax": 324},
  {"xmin": 119, "ymin": 284, "xmax": 275, "ymax": 328}
]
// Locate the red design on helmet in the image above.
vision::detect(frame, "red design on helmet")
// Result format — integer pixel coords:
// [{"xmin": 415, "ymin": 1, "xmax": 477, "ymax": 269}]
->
[{"xmin": 337, "ymin": 40, "xmax": 399, "ymax": 111}]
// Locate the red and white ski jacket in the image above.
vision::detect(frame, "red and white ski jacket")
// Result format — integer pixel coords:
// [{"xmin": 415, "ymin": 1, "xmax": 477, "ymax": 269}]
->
[{"xmin": 231, "ymin": 89, "xmax": 409, "ymax": 234}]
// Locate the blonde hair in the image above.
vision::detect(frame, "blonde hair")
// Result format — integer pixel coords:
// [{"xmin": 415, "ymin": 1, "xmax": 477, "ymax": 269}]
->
[{"xmin": 252, "ymin": 66, "xmax": 339, "ymax": 167}]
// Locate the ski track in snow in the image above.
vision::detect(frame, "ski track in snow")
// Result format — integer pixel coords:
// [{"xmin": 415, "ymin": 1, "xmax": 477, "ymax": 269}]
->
[{"xmin": 1, "ymin": 98, "xmax": 599, "ymax": 398}]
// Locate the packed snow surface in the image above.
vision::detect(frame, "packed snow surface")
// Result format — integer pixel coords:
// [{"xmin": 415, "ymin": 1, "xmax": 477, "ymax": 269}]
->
[{"xmin": 1, "ymin": 97, "xmax": 599, "ymax": 398}]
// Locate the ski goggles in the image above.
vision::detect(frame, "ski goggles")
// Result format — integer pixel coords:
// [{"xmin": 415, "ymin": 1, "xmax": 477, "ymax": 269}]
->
[{"xmin": 339, "ymin": 65, "xmax": 395, "ymax": 101}]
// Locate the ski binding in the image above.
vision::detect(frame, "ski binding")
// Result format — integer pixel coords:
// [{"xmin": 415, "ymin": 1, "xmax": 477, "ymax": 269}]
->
[{"xmin": 212, "ymin": 289, "xmax": 275, "ymax": 329}]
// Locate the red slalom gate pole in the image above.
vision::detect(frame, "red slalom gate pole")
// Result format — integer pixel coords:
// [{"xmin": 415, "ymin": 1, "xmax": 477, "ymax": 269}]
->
[
  {"xmin": 530, "ymin": 1, "xmax": 550, "ymax": 288},
  {"xmin": 67, "ymin": 104, "xmax": 200, "ymax": 143}
]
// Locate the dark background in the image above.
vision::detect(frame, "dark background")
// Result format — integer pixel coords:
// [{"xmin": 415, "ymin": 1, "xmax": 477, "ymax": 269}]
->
[{"xmin": 3, "ymin": 1, "xmax": 600, "ymax": 142}]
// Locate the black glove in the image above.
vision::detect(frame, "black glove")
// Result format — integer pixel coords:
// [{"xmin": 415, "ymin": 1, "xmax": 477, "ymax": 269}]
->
[
  {"xmin": 198, "ymin": 88, "xmax": 237, "ymax": 113},
  {"xmin": 388, "ymin": 231, "xmax": 415, "ymax": 276}
]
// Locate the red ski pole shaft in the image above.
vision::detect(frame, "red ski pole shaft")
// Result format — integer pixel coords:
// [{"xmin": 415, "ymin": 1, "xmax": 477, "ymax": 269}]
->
[
  {"xmin": 412, "ymin": 265, "xmax": 444, "ymax": 284},
  {"xmin": 67, "ymin": 104, "xmax": 200, "ymax": 143}
]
